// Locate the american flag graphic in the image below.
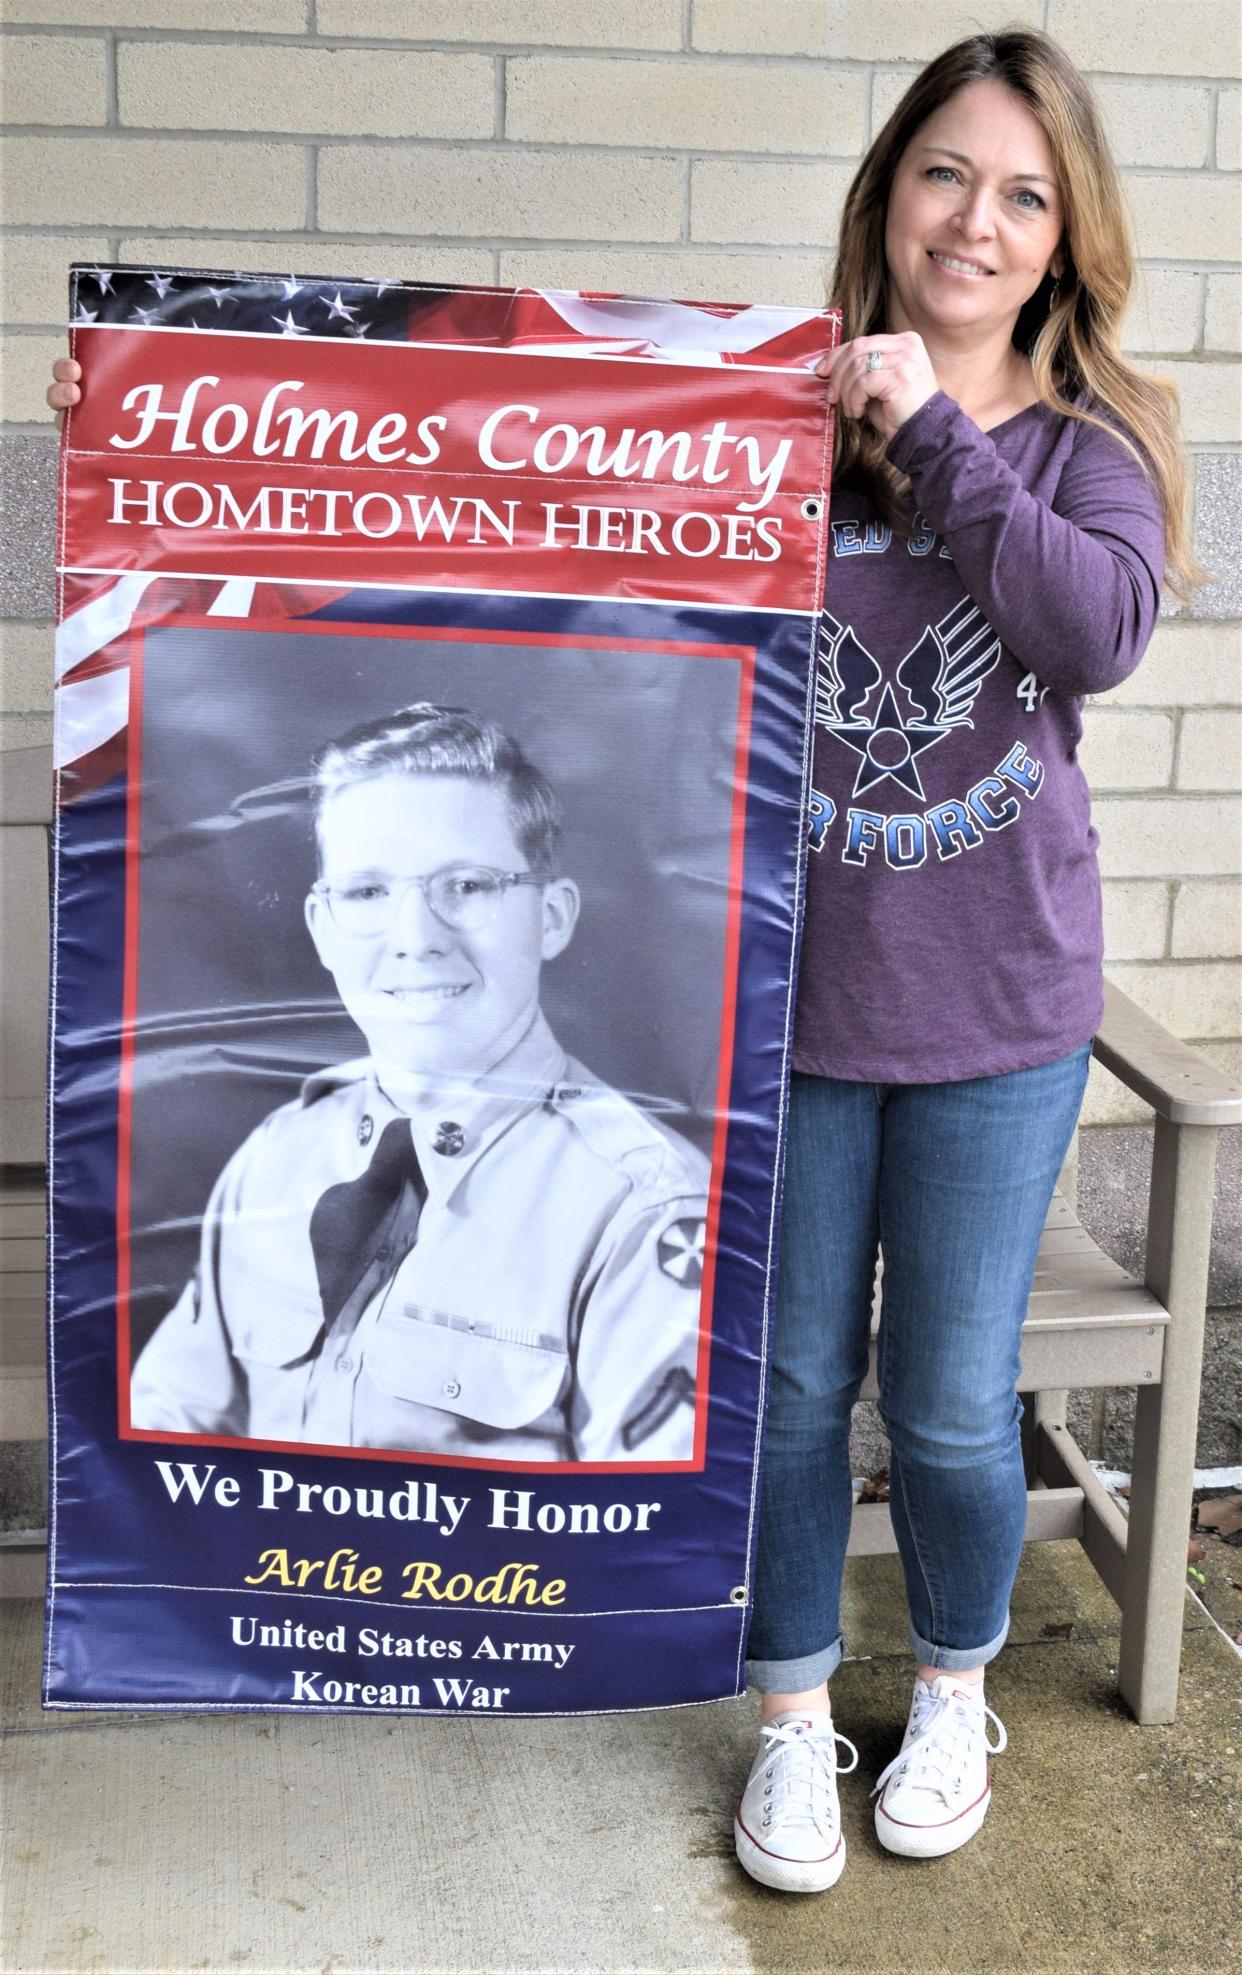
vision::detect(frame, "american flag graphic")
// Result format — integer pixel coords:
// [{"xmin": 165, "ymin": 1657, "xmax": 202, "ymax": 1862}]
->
[
  {"xmin": 68, "ymin": 265, "xmax": 829, "ymax": 365},
  {"xmin": 55, "ymin": 571, "xmax": 351, "ymax": 800}
]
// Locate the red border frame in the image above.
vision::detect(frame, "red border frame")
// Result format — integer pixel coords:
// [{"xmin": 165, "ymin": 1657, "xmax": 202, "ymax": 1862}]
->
[{"xmin": 115, "ymin": 609, "xmax": 756, "ymax": 1475}]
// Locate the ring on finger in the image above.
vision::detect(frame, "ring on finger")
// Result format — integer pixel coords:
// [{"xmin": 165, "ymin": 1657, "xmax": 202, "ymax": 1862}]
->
[{"xmin": 864, "ymin": 350, "xmax": 883, "ymax": 373}]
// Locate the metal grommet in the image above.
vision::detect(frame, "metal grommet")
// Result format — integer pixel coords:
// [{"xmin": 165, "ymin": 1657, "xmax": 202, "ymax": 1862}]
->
[
  {"xmin": 800, "ymin": 496, "xmax": 823, "ymax": 520},
  {"xmin": 729, "ymin": 1584, "xmax": 748, "ymax": 1606}
]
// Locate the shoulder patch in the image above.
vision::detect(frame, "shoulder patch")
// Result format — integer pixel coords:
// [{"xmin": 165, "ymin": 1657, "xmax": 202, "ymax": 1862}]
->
[{"xmin": 655, "ymin": 1214, "xmax": 707, "ymax": 1288}]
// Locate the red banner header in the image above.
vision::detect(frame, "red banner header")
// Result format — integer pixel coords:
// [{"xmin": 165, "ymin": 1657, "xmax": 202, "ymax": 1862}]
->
[{"xmin": 63, "ymin": 321, "xmax": 837, "ymax": 610}]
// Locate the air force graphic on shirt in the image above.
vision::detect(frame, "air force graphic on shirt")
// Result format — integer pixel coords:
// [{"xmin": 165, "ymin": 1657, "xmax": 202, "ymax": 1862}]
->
[{"xmin": 808, "ymin": 595, "xmax": 1045, "ymax": 871}]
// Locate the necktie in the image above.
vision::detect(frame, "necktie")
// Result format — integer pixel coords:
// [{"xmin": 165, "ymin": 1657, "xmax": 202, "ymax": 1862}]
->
[{"xmin": 308, "ymin": 1117, "xmax": 426, "ymax": 1328}]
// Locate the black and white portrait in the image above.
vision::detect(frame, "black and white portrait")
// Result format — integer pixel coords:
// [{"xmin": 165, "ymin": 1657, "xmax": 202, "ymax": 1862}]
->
[{"xmin": 124, "ymin": 618, "xmax": 742, "ymax": 1465}]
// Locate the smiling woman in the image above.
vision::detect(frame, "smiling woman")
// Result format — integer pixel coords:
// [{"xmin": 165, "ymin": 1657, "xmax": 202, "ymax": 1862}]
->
[
  {"xmin": 823, "ymin": 33, "xmax": 1197, "ymax": 590},
  {"xmin": 883, "ymin": 83, "xmax": 1065, "ymax": 398},
  {"xmin": 733, "ymin": 26, "xmax": 1198, "ymax": 1897}
]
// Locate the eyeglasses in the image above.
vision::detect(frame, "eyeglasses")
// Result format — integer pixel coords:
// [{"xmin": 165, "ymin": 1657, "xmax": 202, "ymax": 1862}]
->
[{"xmin": 312, "ymin": 865, "xmax": 548, "ymax": 938}]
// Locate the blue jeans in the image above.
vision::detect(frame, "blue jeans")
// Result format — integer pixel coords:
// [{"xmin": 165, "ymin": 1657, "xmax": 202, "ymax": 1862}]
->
[{"xmin": 747, "ymin": 1045, "xmax": 1093, "ymax": 1692}]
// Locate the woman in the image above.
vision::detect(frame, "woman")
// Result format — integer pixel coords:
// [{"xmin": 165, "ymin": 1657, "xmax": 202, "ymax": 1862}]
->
[
  {"xmin": 730, "ymin": 28, "xmax": 1196, "ymax": 1894},
  {"xmin": 47, "ymin": 25, "xmax": 1195, "ymax": 1900}
]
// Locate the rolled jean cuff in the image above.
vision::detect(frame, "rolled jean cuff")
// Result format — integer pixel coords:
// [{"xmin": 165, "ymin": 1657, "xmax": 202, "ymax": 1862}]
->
[
  {"xmin": 907, "ymin": 1613, "xmax": 1010, "ymax": 1673},
  {"xmin": 746, "ymin": 1632, "xmax": 844, "ymax": 1694}
]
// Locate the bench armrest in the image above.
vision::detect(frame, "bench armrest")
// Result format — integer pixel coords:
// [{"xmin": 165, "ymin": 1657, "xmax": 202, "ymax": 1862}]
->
[{"xmin": 1093, "ymin": 980, "xmax": 1242, "ymax": 1127}]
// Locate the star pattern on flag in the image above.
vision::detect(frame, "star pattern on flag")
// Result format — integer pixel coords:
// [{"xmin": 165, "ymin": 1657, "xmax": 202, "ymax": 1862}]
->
[
  {"xmin": 657, "ymin": 1217, "xmax": 708, "ymax": 1289},
  {"xmin": 70, "ymin": 266, "xmax": 422, "ymax": 344}
]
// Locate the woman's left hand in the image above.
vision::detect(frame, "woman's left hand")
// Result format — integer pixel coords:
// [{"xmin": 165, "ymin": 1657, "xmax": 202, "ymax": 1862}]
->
[{"xmin": 817, "ymin": 332, "xmax": 939, "ymax": 441}]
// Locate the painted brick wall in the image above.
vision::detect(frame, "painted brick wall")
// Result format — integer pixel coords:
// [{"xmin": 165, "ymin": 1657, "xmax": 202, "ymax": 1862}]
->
[{"xmin": 1, "ymin": 0, "xmax": 1239, "ymax": 1150}]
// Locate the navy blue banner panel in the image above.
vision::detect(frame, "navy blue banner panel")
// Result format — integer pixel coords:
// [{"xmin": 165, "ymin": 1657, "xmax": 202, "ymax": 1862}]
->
[{"xmin": 46, "ymin": 269, "xmax": 838, "ymax": 1716}]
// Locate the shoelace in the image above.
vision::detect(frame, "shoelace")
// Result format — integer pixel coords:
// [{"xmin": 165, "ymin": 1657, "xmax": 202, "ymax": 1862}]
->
[
  {"xmin": 870, "ymin": 1690, "xmax": 1007, "ymax": 1807},
  {"xmin": 755, "ymin": 1721, "xmax": 860, "ymax": 1838}
]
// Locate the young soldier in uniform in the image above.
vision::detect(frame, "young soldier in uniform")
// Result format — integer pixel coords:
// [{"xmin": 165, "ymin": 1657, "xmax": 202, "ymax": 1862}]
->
[{"xmin": 130, "ymin": 703, "xmax": 711, "ymax": 1463}]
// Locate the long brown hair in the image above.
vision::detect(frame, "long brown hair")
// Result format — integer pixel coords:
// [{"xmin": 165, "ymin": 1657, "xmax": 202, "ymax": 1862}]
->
[{"xmin": 830, "ymin": 28, "xmax": 1201, "ymax": 597}]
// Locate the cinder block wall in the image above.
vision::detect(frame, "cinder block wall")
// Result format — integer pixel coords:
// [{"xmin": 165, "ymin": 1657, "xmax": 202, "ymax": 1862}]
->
[{"xmin": 1, "ymin": 1, "xmax": 1239, "ymax": 1164}]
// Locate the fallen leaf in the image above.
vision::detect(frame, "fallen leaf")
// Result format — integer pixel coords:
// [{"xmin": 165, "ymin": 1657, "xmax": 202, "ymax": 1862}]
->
[
  {"xmin": 1196, "ymin": 1494, "xmax": 1242, "ymax": 1537},
  {"xmin": 1188, "ymin": 1537, "xmax": 1207, "ymax": 1564},
  {"xmin": 858, "ymin": 1466, "xmax": 890, "ymax": 1503}
]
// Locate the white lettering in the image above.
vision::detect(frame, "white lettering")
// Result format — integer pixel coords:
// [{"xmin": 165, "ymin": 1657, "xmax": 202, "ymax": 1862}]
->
[
  {"xmin": 405, "ymin": 413, "xmax": 447, "ymax": 466},
  {"xmin": 475, "ymin": 405, "xmax": 791, "ymax": 508},
  {"xmin": 108, "ymin": 374, "xmax": 219, "ymax": 451},
  {"xmin": 478, "ymin": 402, "xmax": 538, "ymax": 471},
  {"xmin": 253, "ymin": 380, "xmax": 306, "ymax": 457},
  {"xmin": 403, "ymin": 494, "xmax": 518, "ymax": 546},
  {"xmin": 352, "ymin": 491, "xmax": 403, "ymax": 538},
  {"xmin": 487, "ymin": 1489, "xmax": 661, "ymax": 1533},
  {"xmin": 108, "ymin": 477, "xmax": 160, "ymax": 525},
  {"xmin": 364, "ymin": 411, "xmax": 410, "ymax": 463},
  {"xmin": 153, "ymin": 1459, "xmax": 240, "ymax": 1507}
]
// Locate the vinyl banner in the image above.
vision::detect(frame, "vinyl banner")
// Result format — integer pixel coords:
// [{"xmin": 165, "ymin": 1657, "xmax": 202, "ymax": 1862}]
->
[{"xmin": 45, "ymin": 267, "xmax": 838, "ymax": 1716}]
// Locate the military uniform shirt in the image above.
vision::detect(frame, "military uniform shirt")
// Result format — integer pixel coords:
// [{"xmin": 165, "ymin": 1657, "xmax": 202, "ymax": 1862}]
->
[{"xmin": 130, "ymin": 1013, "xmax": 711, "ymax": 1462}]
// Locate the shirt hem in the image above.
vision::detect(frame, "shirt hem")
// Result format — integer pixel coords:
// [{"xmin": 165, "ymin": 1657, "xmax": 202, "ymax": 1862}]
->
[{"xmin": 791, "ymin": 1021, "xmax": 1100, "ymax": 1086}]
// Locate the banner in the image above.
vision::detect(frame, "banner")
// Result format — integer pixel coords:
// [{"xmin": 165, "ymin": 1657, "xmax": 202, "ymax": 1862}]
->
[{"xmin": 45, "ymin": 267, "xmax": 838, "ymax": 1716}]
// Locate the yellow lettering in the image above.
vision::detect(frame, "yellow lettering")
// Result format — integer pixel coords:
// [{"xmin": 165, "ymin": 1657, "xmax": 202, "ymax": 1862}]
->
[
  {"xmin": 471, "ymin": 1567, "xmax": 511, "ymax": 1602},
  {"xmin": 243, "ymin": 1549, "xmax": 384, "ymax": 1596},
  {"xmin": 399, "ymin": 1559, "xmax": 567, "ymax": 1606},
  {"xmin": 401, "ymin": 1561, "xmax": 445, "ymax": 1601},
  {"xmin": 244, "ymin": 1548, "xmax": 296, "ymax": 1588}
]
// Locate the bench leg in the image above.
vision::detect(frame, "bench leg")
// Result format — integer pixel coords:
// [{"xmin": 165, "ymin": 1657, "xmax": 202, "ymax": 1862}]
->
[
  {"xmin": 1019, "ymin": 1399, "xmax": 1040, "ymax": 1485},
  {"xmin": 1028, "ymin": 1159, "xmax": 1078, "ymax": 1456},
  {"xmin": 1118, "ymin": 1119, "xmax": 1218, "ymax": 1726}
]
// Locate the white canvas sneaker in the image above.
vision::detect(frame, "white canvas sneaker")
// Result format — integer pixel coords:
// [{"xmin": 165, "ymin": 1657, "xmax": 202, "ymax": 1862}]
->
[
  {"xmin": 872, "ymin": 1674, "xmax": 1007, "ymax": 1859},
  {"xmin": 734, "ymin": 1709, "xmax": 859, "ymax": 1893}
]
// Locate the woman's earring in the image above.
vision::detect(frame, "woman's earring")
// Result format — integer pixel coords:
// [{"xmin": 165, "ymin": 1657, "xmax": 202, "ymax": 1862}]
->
[{"xmin": 1049, "ymin": 276, "xmax": 1062, "ymax": 312}]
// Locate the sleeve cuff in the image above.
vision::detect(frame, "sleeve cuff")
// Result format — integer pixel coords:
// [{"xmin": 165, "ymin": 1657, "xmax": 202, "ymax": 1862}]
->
[{"xmin": 884, "ymin": 389, "xmax": 959, "ymax": 472}]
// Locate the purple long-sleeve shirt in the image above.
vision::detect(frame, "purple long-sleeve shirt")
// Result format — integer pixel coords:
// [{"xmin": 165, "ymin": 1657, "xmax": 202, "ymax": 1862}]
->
[{"xmin": 793, "ymin": 388, "xmax": 1165, "ymax": 1083}]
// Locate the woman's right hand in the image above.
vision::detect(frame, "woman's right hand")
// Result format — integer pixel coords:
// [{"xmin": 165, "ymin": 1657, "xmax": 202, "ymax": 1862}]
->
[{"xmin": 48, "ymin": 357, "xmax": 82, "ymax": 429}]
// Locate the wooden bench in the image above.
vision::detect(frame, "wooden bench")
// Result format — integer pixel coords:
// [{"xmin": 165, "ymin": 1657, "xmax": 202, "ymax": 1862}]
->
[
  {"xmin": 846, "ymin": 981, "xmax": 1242, "ymax": 1724},
  {"xmin": 3, "ymin": 742, "xmax": 1240, "ymax": 1723}
]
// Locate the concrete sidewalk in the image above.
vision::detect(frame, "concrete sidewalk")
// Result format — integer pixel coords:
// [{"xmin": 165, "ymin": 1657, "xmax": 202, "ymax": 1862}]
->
[{"xmin": 3, "ymin": 1541, "xmax": 1239, "ymax": 1975}]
